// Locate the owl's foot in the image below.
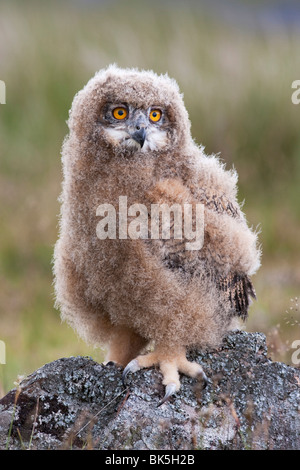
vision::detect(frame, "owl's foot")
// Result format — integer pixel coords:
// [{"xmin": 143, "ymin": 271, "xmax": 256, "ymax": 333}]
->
[{"xmin": 122, "ymin": 347, "xmax": 207, "ymax": 406}]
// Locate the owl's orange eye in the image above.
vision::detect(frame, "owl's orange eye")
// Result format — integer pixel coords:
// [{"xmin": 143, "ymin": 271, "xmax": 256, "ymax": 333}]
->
[
  {"xmin": 149, "ymin": 109, "xmax": 162, "ymax": 122},
  {"xmin": 113, "ymin": 107, "xmax": 128, "ymax": 120}
]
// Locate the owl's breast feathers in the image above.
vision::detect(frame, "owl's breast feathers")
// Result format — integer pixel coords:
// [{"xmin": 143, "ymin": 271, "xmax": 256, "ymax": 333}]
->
[{"xmin": 144, "ymin": 178, "xmax": 257, "ymax": 320}]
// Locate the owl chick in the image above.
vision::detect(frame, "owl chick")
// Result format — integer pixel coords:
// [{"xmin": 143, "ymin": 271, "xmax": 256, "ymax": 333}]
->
[{"xmin": 53, "ymin": 65, "xmax": 261, "ymax": 405}]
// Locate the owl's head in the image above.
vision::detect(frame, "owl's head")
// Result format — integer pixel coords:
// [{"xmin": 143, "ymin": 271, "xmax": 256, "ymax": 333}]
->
[{"xmin": 68, "ymin": 65, "xmax": 192, "ymax": 158}]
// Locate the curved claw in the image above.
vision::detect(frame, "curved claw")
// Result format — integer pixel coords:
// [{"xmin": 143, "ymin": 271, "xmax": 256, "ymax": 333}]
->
[
  {"xmin": 157, "ymin": 382, "xmax": 177, "ymax": 407},
  {"xmin": 122, "ymin": 358, "xmax": 140, "ymax": 386},
  {"xmin": 104, "ymin": 361, "xmax": 116, "ymax": 366},
  {"xmin": 200, "ymin": 370, "xmax": 208, "ymax": 389}
]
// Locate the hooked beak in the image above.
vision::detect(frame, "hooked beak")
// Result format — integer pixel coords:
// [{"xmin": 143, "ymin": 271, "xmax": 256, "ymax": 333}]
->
[{"xmin": 130, "ymin": 127, "xmax": 146, "ymax": 148}]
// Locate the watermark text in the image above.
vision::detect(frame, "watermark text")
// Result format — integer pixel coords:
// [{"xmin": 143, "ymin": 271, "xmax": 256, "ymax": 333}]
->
[
  {"xmin": 291, "ymin": 340, "xmax": 300, "ymax": 365},
  {"xmin": 291, "ymin": 80, "xmax": 300, "ymax": 105},
  {"xmin": 96, "ymin": 196, "xmax": 204, "ymax": 251},
  {"xmin": 0, "ymin": 80, "xmax": 5, "ymax": 104},
  {"xmin": 0, "ymin": 340, "xmax": 5, "ymax": 364}
]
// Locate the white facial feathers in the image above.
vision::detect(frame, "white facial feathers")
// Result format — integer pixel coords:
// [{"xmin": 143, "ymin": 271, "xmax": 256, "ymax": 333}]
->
[
  {"xmin": 142, "ymin": 127, "xmax": 168, "ymax": 152},
  {"xmin": 103, "ymin": 123, "xmax": 168, "ymax": 152}
]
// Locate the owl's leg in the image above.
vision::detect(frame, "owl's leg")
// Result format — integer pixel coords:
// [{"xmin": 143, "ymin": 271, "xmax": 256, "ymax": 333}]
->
[
  {"xmin": 122, "ymin": 345, "xmax": 207, "ymax": 406},
  {"xmin": 105, "ymin": 325, "xmax": 148, "ymax": 367}
]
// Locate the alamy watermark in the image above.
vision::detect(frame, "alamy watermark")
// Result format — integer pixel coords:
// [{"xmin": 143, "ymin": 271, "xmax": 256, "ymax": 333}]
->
[
  {"xmin": 96, "ymin": 196, "xmax": 204, "ymax": 251},
  {"xmin": 0, "ymin": 80, "xmax": 6, "ymax": 104},
  {"xmin": 0, "ymin": 340, "xmax": 5, "ymax": 364},
  {"xmin": 285, "ymin": 297, "xmax": 300, "ymax": 365},
  {"xmin": 291, "ymin": 340, "xmax": 300, "ymax": 365},
  {"xmin": 291, "ymin": 80, "xmax": 300, "ymax": 105}
]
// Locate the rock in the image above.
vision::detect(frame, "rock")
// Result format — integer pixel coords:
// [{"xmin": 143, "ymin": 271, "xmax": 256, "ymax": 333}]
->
[{"xmin": 0, "ymin": 331, "xmax": 299, "ymax": 450}]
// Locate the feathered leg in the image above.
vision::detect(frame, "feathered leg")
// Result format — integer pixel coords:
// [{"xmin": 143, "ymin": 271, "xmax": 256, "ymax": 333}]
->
[{"xmin": 105, "ymin": 325, "xmax": 148, "ymax": 366}]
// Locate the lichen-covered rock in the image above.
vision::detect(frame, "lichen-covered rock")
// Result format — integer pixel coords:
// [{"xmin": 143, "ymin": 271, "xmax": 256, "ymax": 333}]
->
[{"xmin": 0, "ymin": 331, "xmax": 299, "ymax": 450}]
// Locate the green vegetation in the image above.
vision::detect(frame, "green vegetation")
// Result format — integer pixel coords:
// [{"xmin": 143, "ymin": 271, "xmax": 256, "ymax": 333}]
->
[{"xmin": 0, "ymin": 1, "xmax": 299, "ymax": 396}]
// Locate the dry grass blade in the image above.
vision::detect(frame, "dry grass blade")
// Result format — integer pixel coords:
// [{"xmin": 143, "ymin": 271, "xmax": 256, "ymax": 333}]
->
[{"xmin": 74, "ymin": 386, "xmax": 131, "ymax": 439}]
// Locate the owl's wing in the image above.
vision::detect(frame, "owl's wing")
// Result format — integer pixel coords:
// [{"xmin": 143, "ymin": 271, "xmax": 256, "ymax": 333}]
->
[
  {"xmin": 185, "ymin": 186, "xmax": 257, "ymax": 320},
  {"xmin": 214, "ymin": 272, "xmax": 256, "ymax": 320},
  {"xmin": 144, "ymin": 178, "xmax": 258, "ymax": 320}
]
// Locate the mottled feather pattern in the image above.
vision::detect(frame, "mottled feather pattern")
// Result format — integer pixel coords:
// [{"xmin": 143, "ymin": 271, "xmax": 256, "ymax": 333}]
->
[
  {"xmin": 216, "ymin": 272, "xmax": 256, "ymax": 320},
  {"xmin": 197, "ymin": 190, "xmax": 240, "ymax": 219}
]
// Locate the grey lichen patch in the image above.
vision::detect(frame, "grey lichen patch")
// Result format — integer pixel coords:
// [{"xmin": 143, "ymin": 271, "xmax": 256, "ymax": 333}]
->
[{"xmin": 0, "ymin": 331, "xmax": 299, "ymax": 450}]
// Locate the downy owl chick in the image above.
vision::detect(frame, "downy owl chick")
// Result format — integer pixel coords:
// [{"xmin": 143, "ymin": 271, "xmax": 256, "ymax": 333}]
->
[{"xmin": 53, "ymin": 65, "xmax": 261, "ymax": 404}]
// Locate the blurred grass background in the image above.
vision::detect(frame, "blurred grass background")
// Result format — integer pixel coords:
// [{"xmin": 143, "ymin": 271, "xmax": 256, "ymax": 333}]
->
[{"xmin": 0, "ymin": 0, "xmax": 299, "ymax": 397}]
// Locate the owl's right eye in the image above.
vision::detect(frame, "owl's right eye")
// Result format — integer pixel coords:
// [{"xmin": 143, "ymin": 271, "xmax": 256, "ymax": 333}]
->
[{"xmin": 112, "ymin": 107, "xmax": 128, "ymax": 120}]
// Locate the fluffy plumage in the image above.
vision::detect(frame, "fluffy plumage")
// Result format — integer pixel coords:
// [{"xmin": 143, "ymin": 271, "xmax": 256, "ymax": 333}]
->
[{"xmin": 53, "ymin": 65, "xmax": 261, "ymax": 402}]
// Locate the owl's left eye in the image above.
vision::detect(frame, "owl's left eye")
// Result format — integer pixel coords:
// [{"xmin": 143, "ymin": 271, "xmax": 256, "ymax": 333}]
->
[
  {"xmin": 113, "ymin": 107, "xmax": 128, "ymax": 120},
  {"xmin": 149, "ymin": 109, "xmax": 162, "ymax": 122}
]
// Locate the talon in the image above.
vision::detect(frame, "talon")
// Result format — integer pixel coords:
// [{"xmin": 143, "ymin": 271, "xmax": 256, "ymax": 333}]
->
[
  {"xmin": 104, "ymin": 361, "xmax": 116, "ymax": 366},
  {"xmin": 198, "ymin": 369, "xmax": 208, "ymax": 389},
  {"xmin": 202, "ymin": 371, "xmax": 208, "ymax": 388},
  {"xmin": 122, "ymin": 358, "xmax": 140, "ymax": 385},
  {"xmin": 157, "ymin": 382, "xmax": 177, "ymax": 407}
]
